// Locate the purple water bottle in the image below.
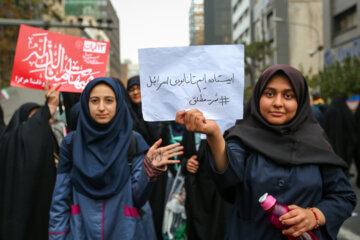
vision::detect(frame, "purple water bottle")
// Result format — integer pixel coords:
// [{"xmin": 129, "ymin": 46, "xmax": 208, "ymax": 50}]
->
[{"xmin": 259, "ymin": 193, "xmax": 318, "ymax": 240}]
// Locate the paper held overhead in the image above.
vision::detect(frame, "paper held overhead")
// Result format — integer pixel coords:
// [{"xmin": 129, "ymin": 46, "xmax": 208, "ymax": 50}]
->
[{"xmin": 138, "ymin": 44, "xmax": 245, "ymax": 121}]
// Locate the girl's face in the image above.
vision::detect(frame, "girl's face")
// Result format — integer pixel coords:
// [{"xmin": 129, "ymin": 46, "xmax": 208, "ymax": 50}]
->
[
  {"xmin": 259, "ymin": 74, "xmax": 298, "ymax": 125},
  {"xmin": 128, "ymin": 84, "xmax": 141, "ymax": 104},
  {"xmin": 89, "ymin": 83, "xmax": 117, "ymax": 124}
]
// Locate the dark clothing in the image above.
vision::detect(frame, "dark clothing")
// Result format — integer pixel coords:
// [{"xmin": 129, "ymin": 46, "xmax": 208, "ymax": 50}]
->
[
  {"xmin": 66, "ymin": 102, "xmax": 80, "ymax": 132},
  {"xmin": 354, "ymin": 104, "xmax": 360, "ymax": 188},
  {"xmin": 212, "ymin": 65, "xmax": 356, "ymax": 240},
  {"xmin": 125, "ymin": 82, "xmax": 171, "ymax": 240},
  {"xmin": 181, "ymin": 131, "xmax": 231, "ymax": 240},
  {"xmin": 323, "ymin": 95, "xmax": 357, "ymax": 167},
  {"xmin": 0, "ymin": 103, "xmax": 57, "ymax": 240},
  {"xmin": 0, "ymin": 104, "xmax": 5, "ymax": 133},
  {"xmin": 206, "ymin": 140, "xmax": 356, "ymax": 240}
]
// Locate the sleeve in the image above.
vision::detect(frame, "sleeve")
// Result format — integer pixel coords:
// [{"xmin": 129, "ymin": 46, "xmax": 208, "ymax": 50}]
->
[
  {"xmin": 130, "ymin": 132, "xmax": 156, "ymax": 208},
  {"xmin": 48, "ymin": 134, "xmax": 73, "ymax": 239},
  {"xmin": 316, "ymin": 165, "xmax": 357, "ymax": 239},
  {"xmin": 206, "ymin": 139, "xmax": 247, "ymax": 189}
]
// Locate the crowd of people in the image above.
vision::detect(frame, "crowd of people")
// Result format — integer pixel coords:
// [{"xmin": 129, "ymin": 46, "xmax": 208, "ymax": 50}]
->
[{"xmin": 0, "ymin": 64, "xmax": 358, "ymax": 240}]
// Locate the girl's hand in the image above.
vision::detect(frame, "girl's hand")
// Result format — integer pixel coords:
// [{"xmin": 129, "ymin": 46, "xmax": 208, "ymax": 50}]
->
[
  {"xmin": 186, "ymin": 155, "xmax": 199, "ymax": 174},
  {"xmin": 147, "ymin": 138, "xmax": 183, "ymax": 168},
  {"xmin": 279, "ymin": 205, "xmax": 318, "ymax": 237},
  {"xmin": 175, "ymin": 109, "xmax": 219, "ymax": 136},
  {"xmin": 45, "ymin": 80, "xmax": 61, "ymax": 116}
]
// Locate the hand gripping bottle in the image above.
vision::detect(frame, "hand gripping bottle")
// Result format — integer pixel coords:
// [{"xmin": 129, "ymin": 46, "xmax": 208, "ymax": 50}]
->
[{"xmin": 259, "ymin": 193, "xmax": 318, "ymax": 240}]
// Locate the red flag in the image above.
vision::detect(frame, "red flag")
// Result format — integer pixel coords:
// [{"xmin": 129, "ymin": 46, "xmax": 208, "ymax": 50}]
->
[{"xmin": 11, "ymin": 24, "xmax": 110, "ymax": 93}]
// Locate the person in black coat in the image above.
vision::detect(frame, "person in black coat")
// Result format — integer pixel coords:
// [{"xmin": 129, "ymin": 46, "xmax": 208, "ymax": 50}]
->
[
  {"xmin": 180, "ymin": 128, "xmax": 232, "ymax": 240},
  {"xmin": 323, "ymin": 95, "xmax": 357, "ymax": 173},
  {"xmin": 126, "ymin": 75, "xmax": 171, "ymax": 239},
  {"xmin": 0, "ymin": 82, "xmax": 60, "ymax": 240}
]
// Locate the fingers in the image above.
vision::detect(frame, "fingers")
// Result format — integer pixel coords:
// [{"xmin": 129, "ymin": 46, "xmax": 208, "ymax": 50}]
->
[
  {"xmin": 149, "ymin": 138, "xmax": 163, "ymax": 151},
  {"xmin": 45, "ymin": 79, "xmax": 49, "ymax": 91},
  {"xmin": 167, "ymin": 151, "xmax": 184, "ymax": 159},
  {"xmin": 175, "ymin": 110, "xmax": 186, "ymax": 125},
  {"xmin": 162, "ymin": 142, "xmax": 181, "ymax": 152},
  {"xmin": 184, "ymin": 109, "xmax": 206, "ymax": 132},
  {"xmin": 186, "ymin": 156, "xmax": 199, "ymax": 173},
  {"xmin": 165, "ymin": 144, "xmax": 184, "ymax": 153},
  {"xmin": 46, "ymin": 82, "xmax": 61, "ymax": 98},
  {"xmin": 154, "ymin": 159, "xmax": 180, "ymax": 168},
  {"xmin": 280, "ymin": 206, "xmax": 313, "ymax": 237}
]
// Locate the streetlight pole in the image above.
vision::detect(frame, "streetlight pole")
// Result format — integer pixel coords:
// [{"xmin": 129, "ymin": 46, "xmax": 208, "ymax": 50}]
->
[{"xmin": 273, "ymin": 16, "xmax": 323, "ymax": 72}]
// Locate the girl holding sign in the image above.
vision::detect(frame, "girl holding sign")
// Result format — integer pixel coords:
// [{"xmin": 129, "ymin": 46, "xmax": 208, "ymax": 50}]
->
[
  {"xmin": 48, "ymin": 77, "xmax": 183, "ymax": 239},
  {"xmin": 176, "ymin": 64, "xmax": 356, "ymax": 240}
]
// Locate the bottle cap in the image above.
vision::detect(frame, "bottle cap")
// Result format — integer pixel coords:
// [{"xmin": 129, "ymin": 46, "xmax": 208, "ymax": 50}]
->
[{"xmin": 259, "ymin": 193, "xmax": 276, "ymax": 211}]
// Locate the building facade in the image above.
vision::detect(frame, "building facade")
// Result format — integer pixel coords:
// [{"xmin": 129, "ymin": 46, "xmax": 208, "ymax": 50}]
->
[
  {"xmin": 189, "ymin": 0, "xmax": 205, "ymax": 45},
  {"xmin": 65, "ymin": 0, "xmax": 121, "ymax": 78},
  {"xmin": 323, "ymin": 0, "xmax": 360, "ymax": 67},
  {"xmin": 232, "ymin": 0, "xmax": 252, "ymax": 44},
  {"xmin": 204, "ymin": 0, "xmax": 232, "ymax": 44},
  {"xmin": 249, "ymin": 0, "xmax": 323, "ymax": 74}
]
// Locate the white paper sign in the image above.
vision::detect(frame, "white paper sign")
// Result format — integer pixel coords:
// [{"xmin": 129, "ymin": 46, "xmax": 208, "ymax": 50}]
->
[{"xmin": 138, "ymin": 45, "xmax": 244, "ymax": 121}]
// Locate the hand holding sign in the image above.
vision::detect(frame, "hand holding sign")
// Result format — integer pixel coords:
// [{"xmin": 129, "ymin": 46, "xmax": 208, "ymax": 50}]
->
[
  {"xmin": 175, "ymin": 109, "xmax": 220, "ymax": 136},
  {"xmin": 45, "ymin": 80, "xmax": 61, "ymax": 116}
]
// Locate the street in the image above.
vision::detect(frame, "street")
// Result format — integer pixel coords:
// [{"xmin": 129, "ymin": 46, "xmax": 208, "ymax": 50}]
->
[{"xmin": 338, "ymin": 164, "xmax": 360, "ymax": 240}]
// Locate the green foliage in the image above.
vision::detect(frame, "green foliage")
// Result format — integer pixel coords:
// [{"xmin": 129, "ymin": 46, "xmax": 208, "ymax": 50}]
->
[
  {"xmin": 242, "ymin": 40, "xmax": 273, "ymax": 87},
  {"xmin": 0, "ymin": 0, "xmax": 40, "ymax": 88},
  {"xmin": 316, "ymin": 57, "xmax": 360, "ymax": 101}
]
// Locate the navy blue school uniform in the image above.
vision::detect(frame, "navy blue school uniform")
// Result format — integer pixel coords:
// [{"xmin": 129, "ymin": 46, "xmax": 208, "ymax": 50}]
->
[{"xmin": 206, "ymin": 140, "xmax": 356, "ymax": 240}]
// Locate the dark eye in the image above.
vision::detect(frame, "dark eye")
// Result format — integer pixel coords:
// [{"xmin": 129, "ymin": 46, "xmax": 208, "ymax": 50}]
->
[
  {"xmin": 90, "ymin": 99, "xmax": 98, "ymax": 104},
  {"xmin": 265, "ymin": 91, "xmax": 274, "ymax": 97},
  {"xmin": 106, "ymin": 98, "xmax": 114, "ymax": 103},
  {"xmin": 284, "ymin": 93, "xmax": 294, "ymax": 99}
]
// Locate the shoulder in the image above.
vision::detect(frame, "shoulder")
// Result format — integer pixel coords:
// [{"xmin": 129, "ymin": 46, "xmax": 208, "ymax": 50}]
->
[{"xmin": 226, "ymin": 138, "xmax": 246, "ymax": 151}]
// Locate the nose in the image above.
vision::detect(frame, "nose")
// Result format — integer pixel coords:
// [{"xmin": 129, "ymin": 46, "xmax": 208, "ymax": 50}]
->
[
  {"xmin": 273, "ymin": 94, "xmax": 283, "ymax": 108},
  {"xmin": 99, "ymin": 100, "xmax": 105, "ymax": 111}
]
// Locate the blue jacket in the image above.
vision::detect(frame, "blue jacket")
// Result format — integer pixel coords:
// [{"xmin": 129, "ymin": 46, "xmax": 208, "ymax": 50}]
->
[
  {"xmin": 207, "ymin": 139, "xmax": 357, "ymax": 240},
  {"xmin": 49, "ymin": 132, "xmax": 156, "ymax": 240}
]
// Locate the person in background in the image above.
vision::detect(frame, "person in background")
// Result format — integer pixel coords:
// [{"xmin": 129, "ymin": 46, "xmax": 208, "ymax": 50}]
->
[
  {"xmin": 180, "ymin": 120, "xmax": 234, "ymax": 240},
  {"xmin": 176, "ymin": 64, "xmax": 356, "ymax": 239},
  {"xmin": 355, "ymin": 104, "xmax": 360, "ymax": 188},
  {"xmin": 0, "ymin": 81, "xmax": 60, "ymax": 240},
  {"xmin": 0, "ymin": 104, "xmax": 5, "ymax": 133},
  {"xmin": 127, "ymin": 75, "xmax": 172, "ymax": 239},
  {"xmin": 323, "ymin": 95, "xmax": 357, "ymax": 175},
  {"xmin": 48, "ymin": 77, "xmax": 183, "ymax": 239}
]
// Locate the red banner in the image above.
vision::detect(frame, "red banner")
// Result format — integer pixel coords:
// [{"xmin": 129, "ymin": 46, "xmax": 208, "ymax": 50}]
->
[{"xmin": 11, "ymin": 25, "xmax": 110, "ymax": 93}]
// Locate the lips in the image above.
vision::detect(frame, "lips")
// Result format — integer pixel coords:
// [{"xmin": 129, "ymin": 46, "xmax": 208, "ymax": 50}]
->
[
  {"xmin": 98, "ymin": 114, "xmax": 107, "ymax": 118},
  {"xmin": 270, "ymin": 111, "xmax": 285, "ymax": 117}
]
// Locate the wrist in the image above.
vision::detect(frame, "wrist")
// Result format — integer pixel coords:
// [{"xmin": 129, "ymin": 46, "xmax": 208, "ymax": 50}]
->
[{"xmin": 307, "ymin": 208, "xmax": 321, "ymax": 229}]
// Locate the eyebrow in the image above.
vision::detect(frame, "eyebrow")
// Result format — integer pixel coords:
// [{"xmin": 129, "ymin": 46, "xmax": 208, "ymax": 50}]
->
[
  {"xmin": 264, "ymin": 87, "xmax": 294, "ymax": 92},
  {"xmin": 89, "ymin": 96, "xmax": 116, "ymax": 99}
]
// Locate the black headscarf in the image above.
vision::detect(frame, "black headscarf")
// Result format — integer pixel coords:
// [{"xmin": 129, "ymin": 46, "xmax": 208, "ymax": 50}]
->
[
  {"xmin": 225, "ymin": 64, "xmax": 347, "ymax": 168},
  {"xmin": 71, "ymin": 77, "xmax": 148, "ymax": 200},
  {"xmin": 0, "ymin": 102, "xmax": 57, "ymax": 240},
  {"xmin": 323, "ymin": 95, "xmax": 357, "ymax": 166}
]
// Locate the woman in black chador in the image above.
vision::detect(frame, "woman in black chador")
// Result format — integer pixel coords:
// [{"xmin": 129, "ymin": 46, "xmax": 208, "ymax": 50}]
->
[
  {"xmin": 180, "ymin": 128, "xmax": 232, "ymax": 240},
  {"xmin": 323, "ymin": 95, "xmax": 357, "ymax": 172},
  {"xmin": 0, "ymin": 82, "xmax": 60, "ymax": 240}
]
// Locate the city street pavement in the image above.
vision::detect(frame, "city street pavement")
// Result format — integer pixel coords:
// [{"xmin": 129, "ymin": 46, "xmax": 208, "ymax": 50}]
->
[{"xmin": 338, "ymin": 164, "xmax": 360, "ymax": 240}]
